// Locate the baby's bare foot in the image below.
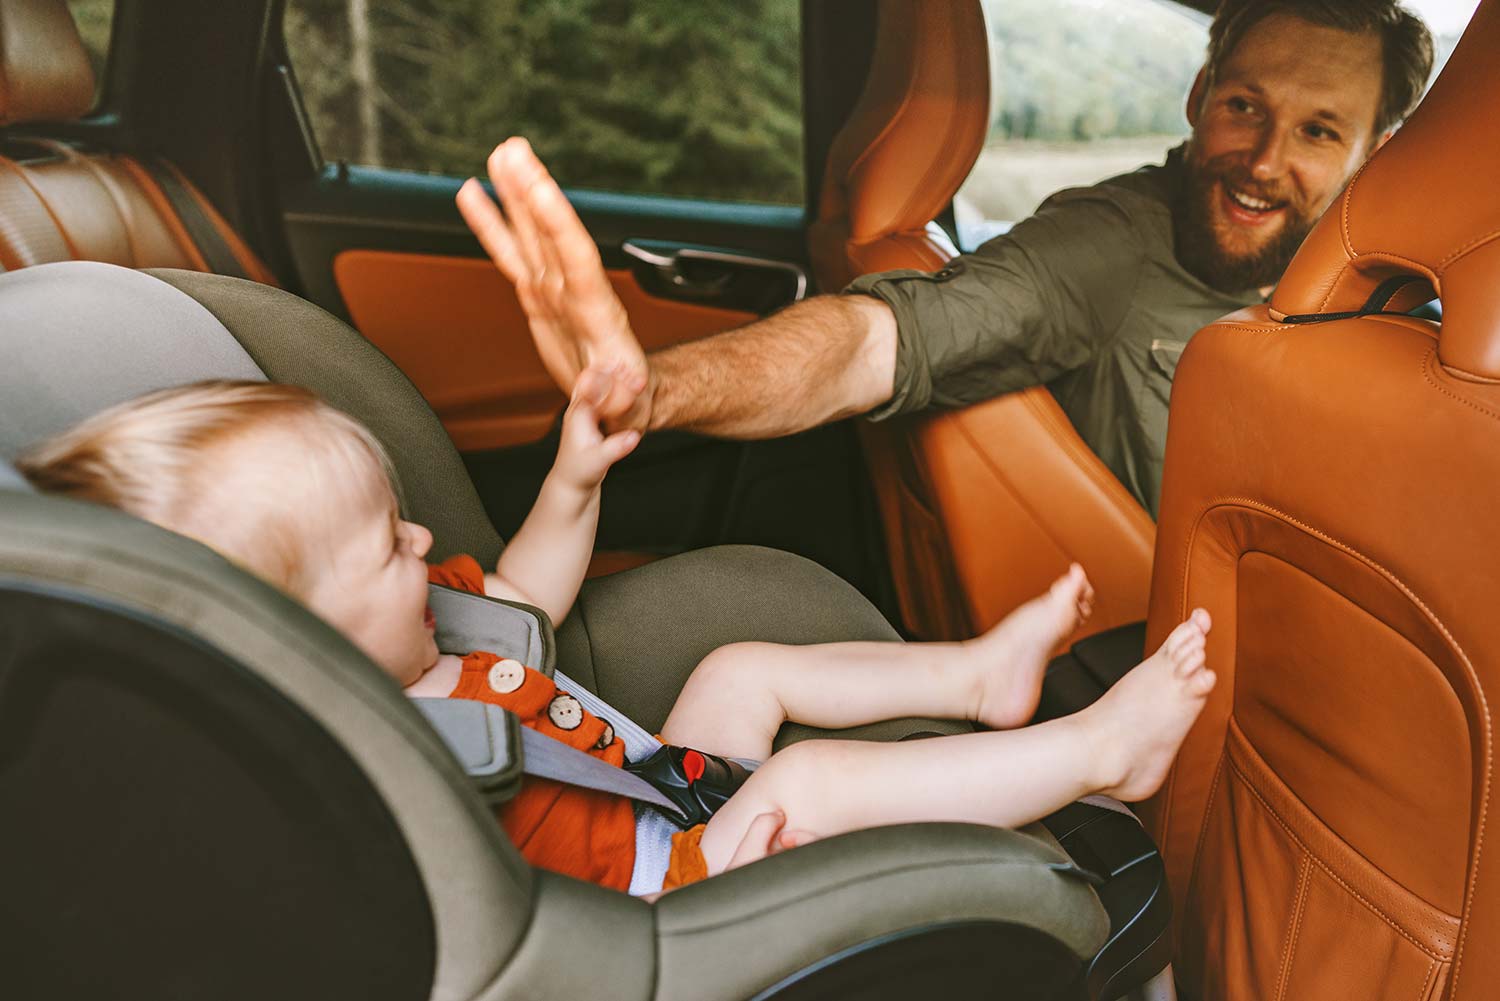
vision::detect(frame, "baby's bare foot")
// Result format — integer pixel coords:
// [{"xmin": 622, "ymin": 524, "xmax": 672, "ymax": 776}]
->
[
  {"xmin": 1085, "ymin": 609, "xmax": 1215, "ymax": 803},
  {"xmin": 971, "ymin": 564, "xmax": 1095, "ymax": 730}
]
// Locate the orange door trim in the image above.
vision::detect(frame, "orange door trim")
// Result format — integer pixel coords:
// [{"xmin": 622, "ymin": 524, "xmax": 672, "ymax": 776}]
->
[{"xmin": 333, "ymin": 249, "xmax": 757, "ymax": 453}]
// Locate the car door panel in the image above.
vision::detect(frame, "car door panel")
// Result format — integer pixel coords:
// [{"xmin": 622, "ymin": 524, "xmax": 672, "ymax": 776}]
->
[{"xmin": 333, "ymin": 249, "xmax": 757, "ymax": 452}]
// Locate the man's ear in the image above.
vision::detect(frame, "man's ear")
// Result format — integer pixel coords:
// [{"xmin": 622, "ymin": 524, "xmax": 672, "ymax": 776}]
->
[{"xmin": 1186, "ymin": 67, "xmax": 1209, "ymax": 126}]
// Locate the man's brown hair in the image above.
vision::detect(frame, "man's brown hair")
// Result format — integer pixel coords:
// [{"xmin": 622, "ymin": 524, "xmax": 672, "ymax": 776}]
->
[{"xmin": 1206, "ymin": 0, "xmax": 1435, "ymax": 136}]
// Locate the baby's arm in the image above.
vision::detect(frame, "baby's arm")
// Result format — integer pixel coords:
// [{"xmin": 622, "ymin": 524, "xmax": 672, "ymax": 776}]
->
[{"xmin": 483, "ymin": 368, "xmax": 640, "ymax": 623}]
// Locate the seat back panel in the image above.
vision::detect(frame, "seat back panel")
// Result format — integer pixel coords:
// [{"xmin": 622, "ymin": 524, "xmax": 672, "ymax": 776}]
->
[
  {"xmin": 1145, "ymin": 309, "xmax": 1500, "ymax": 1001},
  {"xmin": 810, "ymin": 0, "xmax": 1154, "ymax": 641}
]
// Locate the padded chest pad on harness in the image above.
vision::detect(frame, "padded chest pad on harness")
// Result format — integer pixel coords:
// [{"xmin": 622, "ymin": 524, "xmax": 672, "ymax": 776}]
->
[{"xmin": 624, "ymin": 745, "xmax": 751, "ymax": 829}]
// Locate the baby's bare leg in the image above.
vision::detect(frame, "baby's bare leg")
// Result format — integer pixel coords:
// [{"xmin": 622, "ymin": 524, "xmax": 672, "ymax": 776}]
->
[
  {"xmin": 658, "ymin": 566, "xmax": 1095, "ymax": 761},
  {"xmin": 658, "ymin": 639, "xmax": 986, "ymax": 761},
  {"xmin": 696, "ymin": 611, "xmax": 1215, "ymax": 876}
]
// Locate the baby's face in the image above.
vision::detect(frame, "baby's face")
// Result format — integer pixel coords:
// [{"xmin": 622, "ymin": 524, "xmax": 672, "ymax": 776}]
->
[
  {"xmin": 302, "ymin": 493, "xmax": 440, "ymax": 688},
  {"xmin": 209, "ymin": 425, "xmax": 440, "ymax": 688}
]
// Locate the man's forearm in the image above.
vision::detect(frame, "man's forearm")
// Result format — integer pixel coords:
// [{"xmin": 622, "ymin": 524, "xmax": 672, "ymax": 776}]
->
[{"xmin": 647, "ymin": 294, "xmax": 897, "ymax": 439}]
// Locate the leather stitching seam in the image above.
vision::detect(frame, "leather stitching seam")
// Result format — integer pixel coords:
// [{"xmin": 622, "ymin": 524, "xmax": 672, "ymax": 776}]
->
[
  {"xmin": 1438, "ymin": 229, "xmax": 1500, "ymax": 269},
  {"xmin": 1226, "ymin": 750, "xmax": 1450, "ymax": 961},
  {"xmin": 1181, "ymin": 751, "xmax": 1229, "ymax": 928},
  {"xmin": 1273, "ymin": 855, "xmax": 1312, "ymax": 1001},
  {"xmin": 1417, "ymin": 956, "xmax": 1439, "ymax": 1001},
  {"xmin": 1421, "ymin": 348, "xmax": 1500, "ymax": 423},
  {"xmin": 1176, "ymin": 499, "xmax": 1488, "ymax": 984}
]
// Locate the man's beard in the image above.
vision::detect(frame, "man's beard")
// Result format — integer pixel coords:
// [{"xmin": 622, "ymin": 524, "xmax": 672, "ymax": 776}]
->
[{"xmin": 1173, "ymin": 154, "xmax": 1318, "ymax": 294}]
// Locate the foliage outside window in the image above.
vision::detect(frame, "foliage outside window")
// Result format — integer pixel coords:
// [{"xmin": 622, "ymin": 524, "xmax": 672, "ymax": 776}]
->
[
  {"xmin": 955, "ymin": 0, "xmax": 1207, "ymax": 249},
  {"xmin": 66, "ymin": 0, "xmax": 114, "ymax": 107},
  {"xmin": 284, "ymin": 0, "xmax": 804, "ymax": 206}
]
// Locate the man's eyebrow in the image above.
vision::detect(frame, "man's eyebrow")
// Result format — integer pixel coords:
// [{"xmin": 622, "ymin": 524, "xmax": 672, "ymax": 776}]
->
[
  {"xmin": 1226, "ymin": 79, "xmax": 1353, "ymax": 129},
  {"xmin": 1311, "ymin": 108, "xmax": 1353, "ymax": 130}
]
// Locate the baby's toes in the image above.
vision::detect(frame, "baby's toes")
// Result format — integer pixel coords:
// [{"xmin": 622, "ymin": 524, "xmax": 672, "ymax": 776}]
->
[
  {"xmin": 1164, "ymin": 619, "xmax": 1198, "ymax": 655},
  {"xmin": 1173, "ymin": 640, "xmax": 1207, "ymax": 678},
  {"xmin": 1187, "ymin": 667, "xmax": 1217, "ymax": 697}
]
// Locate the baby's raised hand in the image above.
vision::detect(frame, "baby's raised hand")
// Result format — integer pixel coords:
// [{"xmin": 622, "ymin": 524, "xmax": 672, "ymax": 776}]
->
[{"xmin": 552, "ymin": 366, "xmax": 642, "ymax": 491}]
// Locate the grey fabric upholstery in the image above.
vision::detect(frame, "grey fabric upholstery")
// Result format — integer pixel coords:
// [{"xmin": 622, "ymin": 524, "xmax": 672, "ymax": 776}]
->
[
  {"xmin": 0, "ymin": 262, "xmax": 264, "ymax": 459},
  {"xmin": 145, "ymin": 268, "xmax": 504, "ymax": 565},
  {"xmin": 0, "ymin": 490, "xmax": 1110, "ymax": 1000},
  {"xmin": 0, "ymin": 262, "xmax": 1113, "ymax": 997},
  {"xmin": 559, "ymin": 545, "xmax": 971, "ymax": 744},
  {"xmin": 0, "ymin": 491, "xmax": 531, "ymax": 1000}
]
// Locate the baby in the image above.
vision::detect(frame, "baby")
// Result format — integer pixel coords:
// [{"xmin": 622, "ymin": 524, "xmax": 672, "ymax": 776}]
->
[{"xmin": 18, "ymin": 376, "xmax": 1215, "ymax": 895}]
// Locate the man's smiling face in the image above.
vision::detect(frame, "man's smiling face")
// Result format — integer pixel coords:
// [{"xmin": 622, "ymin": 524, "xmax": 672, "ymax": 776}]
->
[{"xmin": 1177, "ymin": 12, "xmax": 1387, "ymax": 293}]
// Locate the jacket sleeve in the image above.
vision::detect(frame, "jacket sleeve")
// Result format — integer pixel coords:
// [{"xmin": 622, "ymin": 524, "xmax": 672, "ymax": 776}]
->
[{"xmin": 844, "ymin": 188, "xmax": 1147, "ymax": 419}]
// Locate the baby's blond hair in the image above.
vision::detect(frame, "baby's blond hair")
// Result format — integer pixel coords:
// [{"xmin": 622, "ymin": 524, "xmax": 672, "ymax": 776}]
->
[{"xmin": 17, "ymin": 380, "xmax": 401, "ymax": 597}]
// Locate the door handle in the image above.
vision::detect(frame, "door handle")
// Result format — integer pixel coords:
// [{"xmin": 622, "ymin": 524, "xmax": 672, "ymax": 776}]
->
[{"xmin": 622, "ymin": 240, "xmax": 808, "ymax": 302}]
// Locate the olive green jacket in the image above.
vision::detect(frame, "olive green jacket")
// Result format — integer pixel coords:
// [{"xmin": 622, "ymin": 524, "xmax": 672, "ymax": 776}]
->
[{"xmin": 847, "ymin": 145, "xmax": 1260, "ymax": 516}]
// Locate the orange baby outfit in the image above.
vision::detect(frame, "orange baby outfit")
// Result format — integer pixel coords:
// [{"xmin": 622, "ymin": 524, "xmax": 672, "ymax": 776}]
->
[{"xmin": 428, "ymin": 555, "xmax": 636, "ymax": 891}]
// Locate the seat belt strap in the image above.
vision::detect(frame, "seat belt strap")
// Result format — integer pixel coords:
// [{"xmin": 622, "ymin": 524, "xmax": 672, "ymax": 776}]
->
[
  {"xmin": 412, "ymin": 697, "xmax": 687, "ymax": 822},
  {"xmin": 140, "ymin": 158, "xmax": 250, "ymax": 280},
  {"xmin": 519, "ymin": 726, "xmax": 686, "ymax": 820}
]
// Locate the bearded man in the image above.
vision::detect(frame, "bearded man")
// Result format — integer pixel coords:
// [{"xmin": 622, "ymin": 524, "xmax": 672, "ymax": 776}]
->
[{"xmin": 457, "ymin": 0, "xmax": 1434, "ymax": 515}]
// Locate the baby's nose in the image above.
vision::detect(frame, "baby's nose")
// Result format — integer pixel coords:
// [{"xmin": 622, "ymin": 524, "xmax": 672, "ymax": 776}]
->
[{"xmin": 408, "ymin": 522, "xmax": 434, "ymax": 558}]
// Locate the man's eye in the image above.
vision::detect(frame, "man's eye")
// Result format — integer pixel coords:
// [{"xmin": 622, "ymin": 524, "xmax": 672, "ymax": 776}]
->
[
  {"xmin": 1304, "ymin": 123, "xmax": 1340, "ymax": 142},
  {"xmin": 1227, "ymin": 96, "xmax": 1255, "ymax": 114}
]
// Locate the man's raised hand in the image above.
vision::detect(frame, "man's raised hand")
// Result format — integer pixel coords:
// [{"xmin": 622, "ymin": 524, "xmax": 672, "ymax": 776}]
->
[{"xmin": 456, "ymin": 137, "xmax": 652, "ymax": 429}]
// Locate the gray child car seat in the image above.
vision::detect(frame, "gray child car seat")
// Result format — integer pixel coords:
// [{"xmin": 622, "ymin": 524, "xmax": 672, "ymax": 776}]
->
[{"xmin": 0, "ymin": 262, "xmax": 1152, "ymax": 999}]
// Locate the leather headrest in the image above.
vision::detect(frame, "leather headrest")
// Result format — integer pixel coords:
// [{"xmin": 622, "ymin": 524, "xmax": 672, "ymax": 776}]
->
[
  {"xmin": 0, "ymin": 0, "xmax": 96, "ymax": 126},
  {"xmin": 818, "ymin": 0, "xmax": 989, "ymax": 242},
  {"xmin": 1271, "ymin": 0, "xmax": 1500, "ymax": 378}
]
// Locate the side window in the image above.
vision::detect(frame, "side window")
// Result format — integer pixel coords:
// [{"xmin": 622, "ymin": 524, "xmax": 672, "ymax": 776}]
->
[
  {"xmin": 66, "ymin": 0, "xmax": 115, "ymax": 107},
  {"xmin": 955, "ymin": 0, "xmax": 1208, "ymax": 251},
  {"xmin": 282, "ymin": 0, "xmax": 804, "ymax": 206}
]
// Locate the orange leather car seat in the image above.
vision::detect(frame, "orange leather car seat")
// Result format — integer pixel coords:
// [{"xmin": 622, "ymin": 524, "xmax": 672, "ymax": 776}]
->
[
  {"xmin": 0, "ymin": 0, "xmax": 275, "ymax": 282},
  {"xmin": 1141, "ymin": 3, "xmax": 1500, "ymax": 997},
  {"xmin": 809, "ymin": 0, "xmax": 1154, "ymax": 642}
]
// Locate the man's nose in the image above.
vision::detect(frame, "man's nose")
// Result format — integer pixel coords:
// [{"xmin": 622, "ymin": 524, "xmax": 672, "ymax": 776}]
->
[{"xmin": 1248, "ymin": 124, "xmax": 1291, "ymax": 182}]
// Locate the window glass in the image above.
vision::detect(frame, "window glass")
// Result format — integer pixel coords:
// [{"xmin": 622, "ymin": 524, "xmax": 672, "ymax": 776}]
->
[
  {"xmin": 954, "ymin": 0, "xmax": 1208, "ymax": 251},
  {"xmin": 283, "ymin": 0, "xmax": 804, "ymax": 206},
  {"xmin": 66, "ymin": 0, "xmax": 114, "ymax": 107},
  {"xmin": 1406, "ymin": 0, "xmax": 1481, "ymax": 76}
]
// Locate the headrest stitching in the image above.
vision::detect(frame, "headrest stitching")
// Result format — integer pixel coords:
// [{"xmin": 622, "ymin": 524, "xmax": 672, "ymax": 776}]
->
[
  {"xmin": 1438, "ymin": 229, "xmax": 1500, "ymax": 270},
  {"xmin": 1421, "ymin": 347, "xmax": 1500, "ymax": 420}
]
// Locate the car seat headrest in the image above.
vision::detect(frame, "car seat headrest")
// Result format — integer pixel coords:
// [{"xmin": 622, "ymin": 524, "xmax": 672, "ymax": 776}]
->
[
  {"xmin": 0, "ymin": 261, "xmax": 265, "ymax": 459},
  {"xmin": 1270, "ymin": 0, "xmax": 1500, "ymax": 378},
  {"xmin": 818, "ymin": 0, "xmax": 989, "ymax": 243},
  {"xmin": 0, "ymin": 0, "xmax": 96, "ymax": 126}
]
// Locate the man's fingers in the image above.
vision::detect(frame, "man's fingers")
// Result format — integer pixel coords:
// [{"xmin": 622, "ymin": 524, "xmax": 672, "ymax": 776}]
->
[
  {"xmin": 456, "ymin": 178, "xmax": 527, "ymax": 284},
  {"xmin": 488, "ymin": 138, "xmax": 549, "ymax": 282},
  {"xmin": 530, "ymin": 174, "xmax": 610, "ymax": 298}
]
